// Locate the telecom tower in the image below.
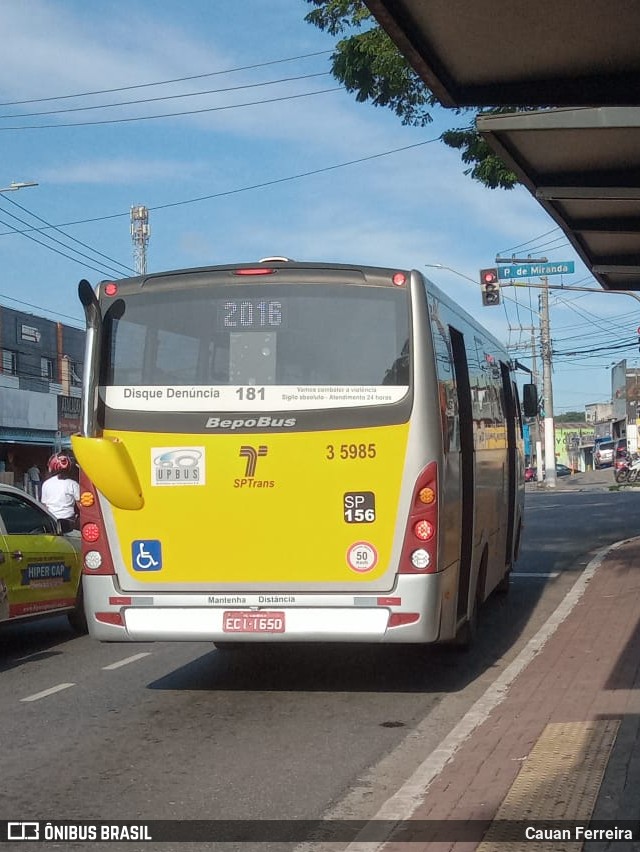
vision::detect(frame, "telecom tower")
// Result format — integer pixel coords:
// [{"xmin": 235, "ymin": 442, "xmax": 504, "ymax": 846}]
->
[{"xmin": 130, "ymin": 205, "xmax": 150, "ymax": 275}]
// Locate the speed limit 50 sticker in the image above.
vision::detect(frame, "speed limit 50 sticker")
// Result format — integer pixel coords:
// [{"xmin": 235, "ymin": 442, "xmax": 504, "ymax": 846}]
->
[{"xmin": 347, "ymin": 542, "xmax": 378, "ymax": 573}]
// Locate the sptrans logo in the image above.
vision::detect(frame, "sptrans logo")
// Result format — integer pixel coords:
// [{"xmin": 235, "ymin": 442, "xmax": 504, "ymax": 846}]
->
[
  {"xmin": 235, "ymin": 445, "xmax": 274, "ymax": 489},
  {"xmin": 151, "ymin": 447, "xmax": 205, "ymax": 486}
]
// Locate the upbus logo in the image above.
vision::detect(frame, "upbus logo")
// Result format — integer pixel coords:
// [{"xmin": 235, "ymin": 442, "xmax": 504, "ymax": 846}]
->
[
  {"xmin": 235, "ymin": 445, "xmax": 274, "ymax": 489},
  {"xmin": 151, "ymin": 447, "xmax": 205, "ymax": 486}
]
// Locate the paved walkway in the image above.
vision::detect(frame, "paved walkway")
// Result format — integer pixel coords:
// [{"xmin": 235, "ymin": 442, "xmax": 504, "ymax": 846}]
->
[
  {"xmin": 528, "ymin": 468, "xmax": 617, "ymax": 492},
  {"xmin": 356, "ymin": 537, "xmax": 640, "ymax": 851}
]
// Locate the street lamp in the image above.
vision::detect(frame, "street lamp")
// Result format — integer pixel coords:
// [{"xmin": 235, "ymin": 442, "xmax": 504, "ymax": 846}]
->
[
  {"xmin": 424, "ymin": 262, "xmax": 479, "ymax": 286},
  {"xmin": 0, "ymin": 181, "xmax": 38, "ymax": 193}
]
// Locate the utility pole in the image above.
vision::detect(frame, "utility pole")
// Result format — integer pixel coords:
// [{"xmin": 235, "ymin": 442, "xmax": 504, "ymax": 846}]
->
[
  {"xmin": 528, "ymin": 325, "xmax": 544, "ymax": 482},
  {"xmin": 509, "ymin": 325, "xmax": 543, "ymax": 480},
  {"xmin": 131, "ymin": 205, "xmax": 150, "ymax": 275},
  {"xmin": 539, "ymin": 277, "xmax": 557, "ymax": 488}
]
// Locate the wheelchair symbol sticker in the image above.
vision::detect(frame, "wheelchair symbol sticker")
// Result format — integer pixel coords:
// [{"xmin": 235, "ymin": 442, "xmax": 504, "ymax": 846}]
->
[{"xmin": 132, "ymin": 540, "xmax": 162, "ymax": 571}]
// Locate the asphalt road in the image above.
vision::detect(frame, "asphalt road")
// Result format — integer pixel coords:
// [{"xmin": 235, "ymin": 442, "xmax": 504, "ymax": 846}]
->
[{"xmin": 1, "ymin": 485, "xmax": 638, "ymax": 851}]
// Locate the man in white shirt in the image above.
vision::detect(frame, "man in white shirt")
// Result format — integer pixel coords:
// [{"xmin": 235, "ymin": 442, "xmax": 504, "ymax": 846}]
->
[{"xmin": 41, "ymin": 454, "xmax": 80, "ymax": 533}]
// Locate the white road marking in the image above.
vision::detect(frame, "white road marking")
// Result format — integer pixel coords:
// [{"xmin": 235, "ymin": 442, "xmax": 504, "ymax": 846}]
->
[
  {"xmin": 306, "ymin": 538, "xmax": 629, "ymax": 852},
  {"xmin": 20, "ymin": 683, "xmax": 75, "ymax": 703},
  {"xmin": 102, "ymin": 652, "xmax": 151, "ymax": 670}
]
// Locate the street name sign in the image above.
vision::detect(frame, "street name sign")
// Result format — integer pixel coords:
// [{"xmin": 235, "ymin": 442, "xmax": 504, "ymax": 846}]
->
[{"xmin": 498, "ymin": 261, "xmax": 575, "ymax": 280}]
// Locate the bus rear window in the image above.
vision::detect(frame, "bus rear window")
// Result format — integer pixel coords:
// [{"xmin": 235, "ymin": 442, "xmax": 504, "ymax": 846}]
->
[{"xmin": 102, "ymin": 282, "xmax": 410, "ymax": 391}]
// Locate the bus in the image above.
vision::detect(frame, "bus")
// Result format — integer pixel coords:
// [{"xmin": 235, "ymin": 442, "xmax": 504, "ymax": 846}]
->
[{"xmin": 72, "ymin": 260, "xmax": 536, "ymax": 646}]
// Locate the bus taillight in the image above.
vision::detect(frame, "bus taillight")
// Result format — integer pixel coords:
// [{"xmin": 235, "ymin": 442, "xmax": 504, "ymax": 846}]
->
[
  {"xmin": 399, "ymin": 462, "xmax": 439, "ymax": 574},
  {"xmin": 78, "ymin": 469, "xmax": 116, "ymax": 576},
  {"xmin": 413, "ymin": 519, "xmax": 434, "ymax": 540},
  {"xmin": 81, "ymin": 523, "xmax": 100, "ymax": 542}
]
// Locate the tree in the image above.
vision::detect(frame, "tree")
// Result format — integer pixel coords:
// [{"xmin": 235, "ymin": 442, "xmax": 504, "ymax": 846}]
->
[
  {"xmin": 305, "ymin": 0, "xmax": 520, "ymax": 189},
  {"xmin": 555, "ymin": 411, "xmax": 586, "ymax": 423}
]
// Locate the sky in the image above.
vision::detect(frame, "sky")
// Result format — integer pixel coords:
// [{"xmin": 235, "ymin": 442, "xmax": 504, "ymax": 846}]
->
[{"xmin": 0, "ymin": 0, "xmax": 636, "ymax": 414}]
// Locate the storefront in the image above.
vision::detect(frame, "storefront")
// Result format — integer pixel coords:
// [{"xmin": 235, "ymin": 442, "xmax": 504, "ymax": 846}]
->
[{"xmin": 0, "ymin": 388, "xmax": 80, "ymax": 492}]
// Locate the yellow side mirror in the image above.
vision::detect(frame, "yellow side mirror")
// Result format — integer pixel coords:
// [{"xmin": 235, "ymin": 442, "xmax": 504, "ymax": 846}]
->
[{"xmin": 71, "ymin": 435, "xmax": 144, "ymax": 510}]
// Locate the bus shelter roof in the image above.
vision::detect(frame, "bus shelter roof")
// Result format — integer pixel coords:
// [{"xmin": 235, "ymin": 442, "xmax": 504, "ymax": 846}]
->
[
  {"xmin": 476, "ymin": 107, "xmax": 640, "ymax": 292},
  {"xmin": 362, "ymin": 0, "xmax": 640, "ymax": 109},
  {"xmin": 363, "ymin": 1, "xmax": 640, "ymax": 292}
]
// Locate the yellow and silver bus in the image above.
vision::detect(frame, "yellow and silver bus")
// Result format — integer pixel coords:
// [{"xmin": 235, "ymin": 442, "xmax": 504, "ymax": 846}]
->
[{"xmin": 72, "ymin": 260, "xmax": 536, "ymax": 645}]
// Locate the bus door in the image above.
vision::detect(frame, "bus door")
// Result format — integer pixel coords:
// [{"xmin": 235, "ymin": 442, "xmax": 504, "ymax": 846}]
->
[{"xmin": 449, "ymin": 327, "xmax": 474, "ymax": 619}]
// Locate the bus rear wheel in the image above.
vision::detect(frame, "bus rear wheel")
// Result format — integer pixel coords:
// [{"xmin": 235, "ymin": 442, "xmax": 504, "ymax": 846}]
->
[
  {"xmin": 453, "ymin": 554, "xmax": 486, "ymax": 649},
  {"xmin": 453, "ymin": 595, "xmax": 478, "ymax": 649},
  {"xmin": 495, "ymin": 568, "xmax": 511, "ymax": 595}
]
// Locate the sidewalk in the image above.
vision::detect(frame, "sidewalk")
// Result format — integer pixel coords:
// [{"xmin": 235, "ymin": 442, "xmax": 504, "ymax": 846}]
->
[
  {"xmin": 527, "ymin": 468, "xmax": 616, "ymax": 492},
  {"xmin": 381, "ymin": 537, "xmax": 640, "ymax": 850}
]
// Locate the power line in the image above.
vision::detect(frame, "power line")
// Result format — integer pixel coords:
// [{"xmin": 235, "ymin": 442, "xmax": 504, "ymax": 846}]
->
[
  {"xmin": 0, "ymin": 213, "xmax": 116, "ymax": 278},
  {"xmin": 526, "ymin": 237, "xmax": 570, "ymax": 253},
  {"xmin": 0, "ymin": 87, "xmax": 342, "ymax": 131},
  {"xmin": 0, "ymin": 136, "xmax": 443, "ymax": 238},
  {"xmin": 553, "ymin": 338, "xmax": 638, "ymax": 357},
  {"xmin": 0, "ymin": 72, "xmax": 332, "ymax": 120},
  {"xmin": 498, "ymin": 227, "xmax": 561, "ymax": 255},
  {"xmin": 0, "ymin": 50, "xmax": 333, "ymax": 106},
  {"xmin": 0, "ymin": 292, "xmax": 82, "ymax": 326},
  {"xmin": 550, "ymin": 292, "xmax": 624, "ymax": 339},
  {"xmin": 1, "ymin": 195, "xmax": 133, "ymax": 275}
]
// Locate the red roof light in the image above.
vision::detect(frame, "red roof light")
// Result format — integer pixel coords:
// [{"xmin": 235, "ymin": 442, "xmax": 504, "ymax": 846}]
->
[{"xmin": 233, "ymin": 268, "xmax": 276, "ymax": 276}]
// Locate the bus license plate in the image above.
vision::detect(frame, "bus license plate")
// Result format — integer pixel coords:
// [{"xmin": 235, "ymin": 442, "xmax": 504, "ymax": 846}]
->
[{"xmin": 222, "ymin": 611, "xmax": 285, "ymax": 634}]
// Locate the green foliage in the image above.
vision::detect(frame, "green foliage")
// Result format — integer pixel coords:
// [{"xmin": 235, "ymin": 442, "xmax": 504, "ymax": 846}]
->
[
  {"xmin": 306, "ymin": 1, "xmax": 439, "ymax": 125},
  {"xmin": 304, "ymin": 0, "xmax": 520, "ymax": 189},
  {"xmin": 555, "ymin": 411, "xmax": 586, "ymax": 423},
  {"xmin": 440, "ymin": 127, "xmax": 519, "ymax": 189}
]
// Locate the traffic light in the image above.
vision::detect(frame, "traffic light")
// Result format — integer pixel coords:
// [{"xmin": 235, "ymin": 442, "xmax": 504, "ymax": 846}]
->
[{"xmin": 480, "ymin": 268, "xmax": 501, "ymax": 306}]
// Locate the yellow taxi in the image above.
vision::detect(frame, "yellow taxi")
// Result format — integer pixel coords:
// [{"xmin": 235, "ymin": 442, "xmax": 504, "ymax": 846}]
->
[{"xmin": 0, "ymin": 484, "xmax": 85, "ymax": 632}]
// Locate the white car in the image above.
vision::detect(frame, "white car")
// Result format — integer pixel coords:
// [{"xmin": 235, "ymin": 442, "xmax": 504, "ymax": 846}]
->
[{"xmin": 594, "ymin": 441, "xmax": 614, "ymax": 469}]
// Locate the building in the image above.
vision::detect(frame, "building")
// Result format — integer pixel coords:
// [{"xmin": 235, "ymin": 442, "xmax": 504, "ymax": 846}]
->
[
  {"xmin": 0, "ymin": 305, "xmax": 84, "ymax": 488},
  {"xmin": 555, "ymin": 423, "xmax": 596, "ymax": 472},
  {"xmin": 611, "ymin": 360, "xmax": 640, "ymax": 453},
  {"xmin": 585, "ymin": 401, "xmax": 612, "ymax": 425}
]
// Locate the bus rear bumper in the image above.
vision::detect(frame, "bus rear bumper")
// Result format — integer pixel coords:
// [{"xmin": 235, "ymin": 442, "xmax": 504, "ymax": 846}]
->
[{"xmin": 83, "ymin": 570, "xmax": 455, "ymax": 644}]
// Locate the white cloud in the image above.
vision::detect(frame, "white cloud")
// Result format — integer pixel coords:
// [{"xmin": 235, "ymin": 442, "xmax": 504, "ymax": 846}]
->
[{"xmin": 38, "ymin": 157, "xmax": 213, "ymax": 185}]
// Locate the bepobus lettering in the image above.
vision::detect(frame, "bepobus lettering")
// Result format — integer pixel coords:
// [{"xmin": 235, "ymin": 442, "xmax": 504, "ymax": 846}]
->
[{"xmin": 206, "ymin": 416, "xmax": 296, "ymax": 430}]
